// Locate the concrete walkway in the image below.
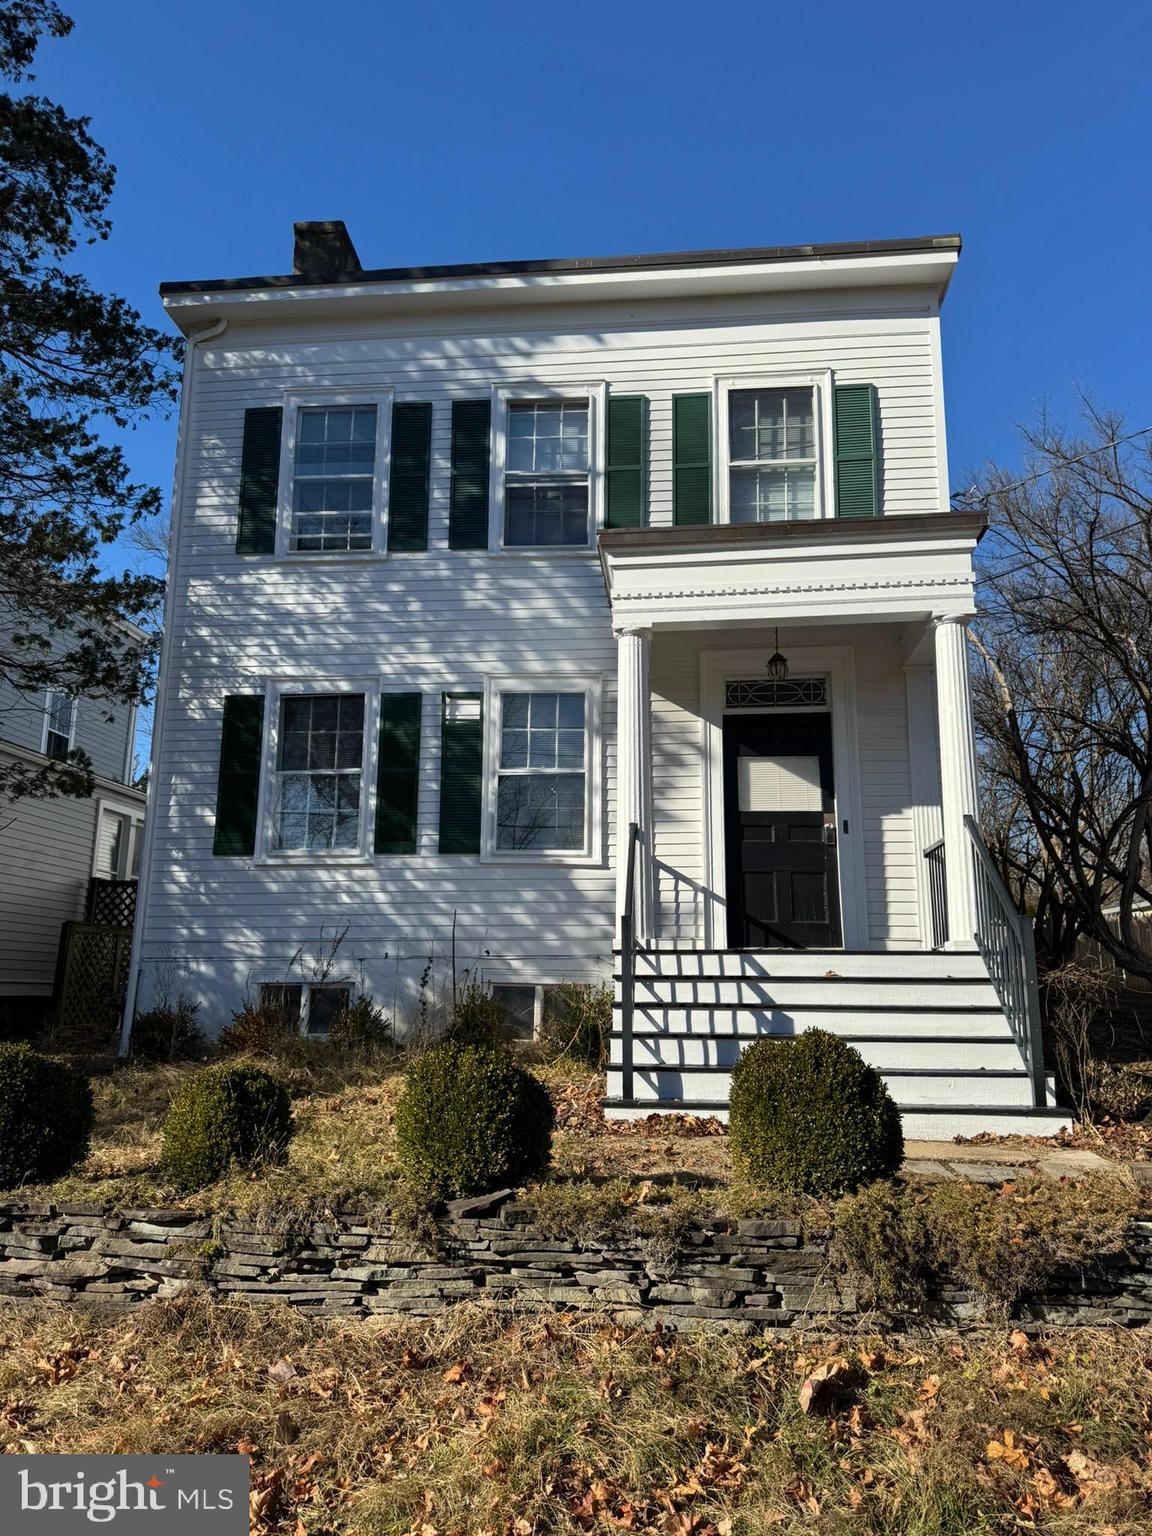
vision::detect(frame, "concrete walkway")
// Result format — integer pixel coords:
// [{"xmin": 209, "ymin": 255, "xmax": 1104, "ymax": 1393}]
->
[{"xmin": 901, "ymin": 1140, "xmax": 1138, "ymax": 1184}]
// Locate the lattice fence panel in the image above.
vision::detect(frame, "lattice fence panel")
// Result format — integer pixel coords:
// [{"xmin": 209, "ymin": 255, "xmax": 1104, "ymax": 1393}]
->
[
  {"xmin": 55, "ymin": 923, "xmax": 133, "ymax": 1046},
  {"xmin": 87, "ymin": 878, "xmax": 138, "ymax": 926}
]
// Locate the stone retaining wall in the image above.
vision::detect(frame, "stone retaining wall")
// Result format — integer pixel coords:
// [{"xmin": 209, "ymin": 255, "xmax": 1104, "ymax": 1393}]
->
[{"xmin": 2, "ymin": 1195, "xmax": 1151, "ymax": 1330}]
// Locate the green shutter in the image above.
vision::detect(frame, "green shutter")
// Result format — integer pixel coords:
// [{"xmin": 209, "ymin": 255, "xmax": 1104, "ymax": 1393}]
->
[
  {"xmin": 605, "ymin": 395, "xmax": 647, "ymax": 529},
  {"xmin": 374, "ymin": 693, "xmax": 422, "ymax": 853},
  {"xmin": 236, "ymin": 407, "xmax": 282, "ymax": 554},
  {"xmin": 213, "ymin": 694, "xmax": 265, "ymax": 855},
  {"xmin": 449, "ymin": 400, "xmax": 491, "ymax": 549},
  {"xmin": 834, "ymin": 383, "xmax": 880, "ymax": 518},
  {"xmin": 388, "ymin": 402, "xmax": 432, "ymax": 551},
  {"xmin": 672, "ymin": 393, "xmax": 712, "ymax": 526},
  {"xmin": 438, "ymin": 693, "xmax": 483, "ymax": 854}
]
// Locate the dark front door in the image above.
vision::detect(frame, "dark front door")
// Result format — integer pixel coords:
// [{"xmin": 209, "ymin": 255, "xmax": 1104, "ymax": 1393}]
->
[{"xmin": 723, "ymin": 711, "xmax": 842, "ymax": 949}]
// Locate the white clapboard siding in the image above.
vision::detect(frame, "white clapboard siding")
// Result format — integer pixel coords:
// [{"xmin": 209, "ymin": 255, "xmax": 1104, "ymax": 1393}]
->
[
  {"xmin": 0, "ymin": 790, "xmax": 95, "ymax": 994},
  {"xmin": 137, "ymin": 283, "xmax": 947, "ymax": 1033}
]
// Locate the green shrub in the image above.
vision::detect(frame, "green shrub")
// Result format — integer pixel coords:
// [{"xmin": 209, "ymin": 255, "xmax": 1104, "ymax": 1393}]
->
[
  {"xmin": 0, "ymin": 1044, "xmax": 94, "ymax": 1187},
  {"xmin": 217, "ymin": 1000, "xmax": 298, "ymax": 1057},
  {"xmin": 394, "ymin": 1042, "xmax": 554, "ymax": 1198},
  {"xmin": 328, "ymin": 995, "xmax": 393, "ymax": 1053},
  {"xmin": 129, "ymin": 1001, "xmax": 209, "ymax": 1062},
  {"xmin": 160, "ymin": 1065, "xmax": 292, "ymax": 1192},
  {"xmin": 539, "ymin": 983, "xmax": 612, "ymax": 1066},
  {"xmin": 728, "ymin": 1030, "xmax": 903, "ymax": 1197}
]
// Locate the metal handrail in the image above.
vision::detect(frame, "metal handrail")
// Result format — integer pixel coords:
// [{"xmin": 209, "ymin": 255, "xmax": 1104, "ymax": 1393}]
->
[
  {"xmin": 923, "ymin": 838, "xmax": 949, "ymax": 950},
  {"xmin": 618, "ymin": 821, "xmax": 641, "ymax": 1103},
  {"xmin": 964, "ymin": 814, "xmax": 1046, "ymax": 1107}
]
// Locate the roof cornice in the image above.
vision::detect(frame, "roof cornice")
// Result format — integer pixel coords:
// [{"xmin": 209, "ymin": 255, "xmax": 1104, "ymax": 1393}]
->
[{"xmin": 160, "ymin": 236, "xmax": 961, "ymax": 331}]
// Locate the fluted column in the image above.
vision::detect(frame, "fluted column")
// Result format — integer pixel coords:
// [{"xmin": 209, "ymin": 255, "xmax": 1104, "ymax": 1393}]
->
[
  {"xmin": 614, "ymin": 624, "xmax": 654, "ymax": 943},
  {"xmin": 934, "ymin": 615, "xmax": 980, "ymax": 949}
]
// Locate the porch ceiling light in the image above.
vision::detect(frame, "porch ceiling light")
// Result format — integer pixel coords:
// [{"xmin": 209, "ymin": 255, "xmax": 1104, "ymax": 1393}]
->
[{"xmin": 766, "ymin": 628, "xmax": 789, "ymax": 682}]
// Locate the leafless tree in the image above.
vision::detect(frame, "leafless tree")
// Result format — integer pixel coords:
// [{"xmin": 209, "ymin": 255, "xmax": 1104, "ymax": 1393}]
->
[{"xmin": 966, "ymin": 402, "xmax": 1152, "ymax": 980}]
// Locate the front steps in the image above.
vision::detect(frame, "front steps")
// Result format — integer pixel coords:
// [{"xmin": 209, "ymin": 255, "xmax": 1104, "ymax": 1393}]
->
[{"xmin": 604, "ymin": 948, "xmax": 1071, "ymax": 1139}]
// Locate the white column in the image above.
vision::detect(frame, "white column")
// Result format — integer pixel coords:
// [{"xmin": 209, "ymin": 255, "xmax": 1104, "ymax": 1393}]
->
[
  {"xmin": 933, "ymin": 615, "xmax": 980, "ymax": 949},
  {"xmin": 904, "ymin": 664, "xmax": 945, "ymax": 949},
  {"xmin": 614, "ymin": 624, "xmax": 654, "ymax": 944}
]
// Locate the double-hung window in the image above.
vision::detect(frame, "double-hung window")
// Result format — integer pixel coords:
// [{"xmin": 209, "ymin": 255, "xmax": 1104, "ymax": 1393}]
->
[
  {"xmin": 728, "ymin": 385, "xmax": 817, "ymax": 522},
  {"xmin": 43, "ymin": 690, "xmax": 75, "ymax": 761},
  {"xmin": 495, "ymin": 689, "xmax": 588, "ymax": 852},
  {"xmin": 503, "ymin": 398, "xmax": 592, "ymax": 547},
  {"xmin": 272, "ymin": 693, "xmax": 365, "ymax": 851},
  {"xmin": 289, "ymin": 403, "xmax": 382, "ymax": 553}
]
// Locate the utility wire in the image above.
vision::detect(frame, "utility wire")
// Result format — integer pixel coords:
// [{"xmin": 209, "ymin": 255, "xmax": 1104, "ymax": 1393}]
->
[
  {"xmin": 959, "ymin": 426, "xmax": 1152, "ymax": 586},
  {"xmin": 952, "ymin": 424, "xmax": 1152, "ymax": 511}
]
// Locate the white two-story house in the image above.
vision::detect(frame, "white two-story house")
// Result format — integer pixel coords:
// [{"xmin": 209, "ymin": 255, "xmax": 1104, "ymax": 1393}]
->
[{"xmin": 127, "ymin": 224, "xmax": 1067, "ymax": 1136}]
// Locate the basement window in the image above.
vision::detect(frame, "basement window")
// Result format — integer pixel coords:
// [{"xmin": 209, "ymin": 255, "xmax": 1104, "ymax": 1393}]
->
[
  {"xmin": 490, "ymin": 982, "xmax": 570, "ymax": 1040},
  {"xmin": 259, "ymin": 981, "xmax": 352, "ymax": 1037}
]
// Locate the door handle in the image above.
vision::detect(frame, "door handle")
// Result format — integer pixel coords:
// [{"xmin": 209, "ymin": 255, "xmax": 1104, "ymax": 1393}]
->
[{"xmin": 822, "ymin": 824, "xmax": 837, "ymax": 846}]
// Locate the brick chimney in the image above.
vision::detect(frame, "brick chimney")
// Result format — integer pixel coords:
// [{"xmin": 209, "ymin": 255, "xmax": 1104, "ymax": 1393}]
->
[{"xmin": 292, "ymin": 221, "xmax": 362, "ymax": 279}]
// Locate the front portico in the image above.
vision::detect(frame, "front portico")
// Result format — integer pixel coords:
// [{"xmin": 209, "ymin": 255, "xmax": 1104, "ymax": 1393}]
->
[
  {"xmin": 599, "ymin": 514, "xmax": 1062, "ymax": 1137},
  {"xmin": 602, "ymin": 513, "xmax": 985, "ymax": 956}
]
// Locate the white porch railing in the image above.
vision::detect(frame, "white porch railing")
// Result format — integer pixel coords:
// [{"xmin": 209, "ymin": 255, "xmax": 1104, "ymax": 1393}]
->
[{"xmin": 964, "ymin": 815, "xmax": 1047, "ymax": 1107}]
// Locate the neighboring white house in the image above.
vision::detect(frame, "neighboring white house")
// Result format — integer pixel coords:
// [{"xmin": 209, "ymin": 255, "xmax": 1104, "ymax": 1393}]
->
[
  {"xmin": 0, "ymin": 624, "xmax": 146, "ymax": 1028},
  {"xmin": 128, "ymin": 223, "xmax": 1068, "ymax": 1135}
]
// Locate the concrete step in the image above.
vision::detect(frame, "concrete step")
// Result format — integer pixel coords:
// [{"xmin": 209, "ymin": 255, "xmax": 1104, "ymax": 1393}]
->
[
  {"xmin": 609, "ymin": 1035, "xmax": 1025, "ymax": 1072},
  {"xmin": 618, "ymin": 1005, "xmax": 1013, "ymax": 1039},
  {"xmin": 627, "ymin": 948, "xmax": 989, "ymax": 981},
  {"xmin": 604, "ymin": 1065, "xmax": 1037, "ymax": 1108},
  {"xmin": 622, "ymin": 976, "xmax": 1001, "ymax": 1008}
]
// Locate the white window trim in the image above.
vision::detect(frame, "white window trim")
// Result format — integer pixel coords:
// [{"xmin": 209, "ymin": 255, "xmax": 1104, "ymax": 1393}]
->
[
  {"xmin": 41, "ymin": 688, "xmax": 77, "ymax": 758},
  {"xmin": 714, "ymin": 370, "xmax": 835, "ymax": 525},
  {"xmin": 91, "ymin": 795, "xmax": 145, "ymax": 879},
  {"xmin": 275, "ymin": 390, "xmax": 394, "ymax": 560},
  {"xmin": 480, "ymin": 674, "xmax": 604, "ymax": 866},
  {"xmin": 254, "ymin": 977, "xmax": 356, "ymax": 1038},
  {"xmin": 255, "ymin": 678, "xmax": 380, "ymax": 866},
  {"xmin": 488, "ymin": 382, "xmax": 607, "ymax": 554}
]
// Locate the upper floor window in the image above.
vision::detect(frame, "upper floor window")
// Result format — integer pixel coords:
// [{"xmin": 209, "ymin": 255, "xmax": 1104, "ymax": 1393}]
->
[
  {"xmin": 495, "ymin": 689, "xmax": 588, "ymax": 852},
  {"xmin": 728, "ymin": 386, "xmax": 817, "ymax": 522},
  {"xmin": 291, "ymin": 405, "xmax": 378, "ymax": 553},
  {"xmin": 504, "ymin": 400, "xmax": 591, "ymax": 547},
  {"xmin": 43, "ymin": 690, "xmax": 75, "ymax": 761},
  {"xmin": 273, "ymin": 692, "xmax": 365, "ymax": 851}
]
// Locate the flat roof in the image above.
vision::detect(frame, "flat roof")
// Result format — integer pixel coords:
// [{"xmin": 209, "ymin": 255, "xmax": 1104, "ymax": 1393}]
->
[
  {"xmin": 598, "ymin": 509, "xmax": 987, "ymax": 555},
  {"xmin": 160, "ymin": 233, "xmax": 962, "ymax": 297}
]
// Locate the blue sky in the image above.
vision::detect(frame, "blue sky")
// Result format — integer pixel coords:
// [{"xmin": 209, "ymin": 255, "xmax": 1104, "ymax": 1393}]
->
[{"xmin": 30, "ymin": 0, "xmax": 1152, "ymax": 757}]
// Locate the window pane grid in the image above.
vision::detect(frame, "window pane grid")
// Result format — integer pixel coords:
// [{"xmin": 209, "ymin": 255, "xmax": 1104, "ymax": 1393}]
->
[
  {"xmin": 729, "ymin": 386, "xmax": 818, "ymax": 525},
  {"xmin": 274, "ymin": 693, "xmax": 365, "ymax": 851},
  {"xmin": 497, "ymin": 691, "xmax": 587, "ymax": 851},
  {"xmin": 504, "ymin": 400, "xmax": 591, "ymax": 547},
  {"xmin": 291, "ymin": 405, "xmax": 377, "ymax": 552}
]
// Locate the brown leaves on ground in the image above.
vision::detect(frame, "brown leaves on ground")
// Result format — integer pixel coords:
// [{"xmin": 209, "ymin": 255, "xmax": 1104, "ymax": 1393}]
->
[{"xmin": 2, "ymin": 1297, "xmax": 1150, "ymax": 1534}]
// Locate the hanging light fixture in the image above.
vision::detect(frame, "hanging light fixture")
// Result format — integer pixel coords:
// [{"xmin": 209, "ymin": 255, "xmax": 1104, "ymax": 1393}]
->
[{"xmin": 766, "ymin": 627, "xmax": 789, "ymax": 682}]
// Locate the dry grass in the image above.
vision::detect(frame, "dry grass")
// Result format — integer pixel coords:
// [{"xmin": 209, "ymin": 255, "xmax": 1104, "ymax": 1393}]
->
[
  {"xmin": 0, "ymin": 1295, "xmax": 1149, "ymax": 1533},
  {"xmin": 1, "ymin": 1058, "xmax": 746, "ymax": 1214}
]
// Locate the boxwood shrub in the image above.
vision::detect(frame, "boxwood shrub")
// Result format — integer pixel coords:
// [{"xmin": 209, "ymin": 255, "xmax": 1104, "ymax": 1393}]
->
[
  {"xmin": 160, "ymin": 1064, "xmax": 292, "ymax": 1192},
  {"xmin": 395, "ymin": 1042, "xmax": 554, "ymax": 1198},
  {"xmin": 0, "ymin": 1043, "xmax": 94, "ymax": 1187},
  {"xmin": 728, "ymin": 1029, "xmax": 903, "ymax": 1197}
]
